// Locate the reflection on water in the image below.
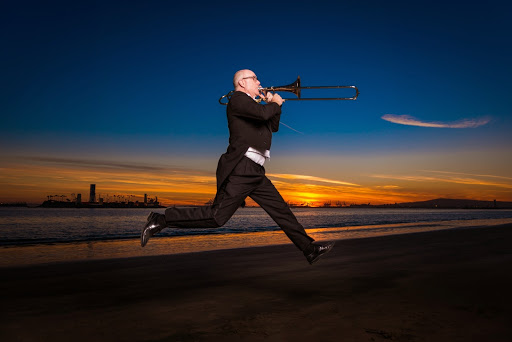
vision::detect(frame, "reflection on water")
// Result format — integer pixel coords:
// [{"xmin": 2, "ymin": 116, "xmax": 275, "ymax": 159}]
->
[
  {"xmin": 1, "ymin": 218, "xmax": 511, "ymax": 267},
  {"xmin": 2, "ymin": 207, "xmax": 512, "ymax": 246}
]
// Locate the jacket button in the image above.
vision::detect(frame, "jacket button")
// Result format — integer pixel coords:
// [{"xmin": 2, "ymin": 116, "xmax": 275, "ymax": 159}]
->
[{"xmin": 259, "ymin": 132, "xmax": 263, "ymax": 136}]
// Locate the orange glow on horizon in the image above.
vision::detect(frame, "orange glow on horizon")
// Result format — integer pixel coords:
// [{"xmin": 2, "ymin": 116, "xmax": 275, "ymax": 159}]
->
[{"xmin": 1, "ymin": 157, "xmax": 511, "ymax": 206}]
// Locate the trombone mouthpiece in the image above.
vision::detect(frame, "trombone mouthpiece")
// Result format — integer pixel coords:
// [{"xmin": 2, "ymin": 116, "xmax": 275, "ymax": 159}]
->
[{"xmin": 258, "ymin": 86, "xmax": 268, "ymax": 94}]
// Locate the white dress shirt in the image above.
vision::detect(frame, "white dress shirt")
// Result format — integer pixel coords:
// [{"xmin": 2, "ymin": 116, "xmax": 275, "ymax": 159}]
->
[{"xmin": 245, "ymin": 147, "xmax": 270, "ymax": 166}]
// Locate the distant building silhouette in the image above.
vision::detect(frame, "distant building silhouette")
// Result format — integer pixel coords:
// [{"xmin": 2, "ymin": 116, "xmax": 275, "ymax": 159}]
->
[
  {"xmin": 89, "ymin": 184, "xmax": 96, "ymax": 203},
  {"xmin": 40, "ymin": 184, "xmax": 164, "ymax": 208}
]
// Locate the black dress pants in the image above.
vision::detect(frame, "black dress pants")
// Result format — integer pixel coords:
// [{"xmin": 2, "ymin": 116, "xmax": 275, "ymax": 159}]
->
[{"xmin": 164, "ymin": 157, "xmax": 314, "ymax": 251}]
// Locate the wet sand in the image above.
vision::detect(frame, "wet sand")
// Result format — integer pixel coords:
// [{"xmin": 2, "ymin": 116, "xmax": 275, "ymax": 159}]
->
[
  {"xmin": 1, "ymin": 223, "xmax": 512, "ymax": 341},
  {"xmin": 3, "ymin": 218, "xmax": 512, "ymax": 268}
]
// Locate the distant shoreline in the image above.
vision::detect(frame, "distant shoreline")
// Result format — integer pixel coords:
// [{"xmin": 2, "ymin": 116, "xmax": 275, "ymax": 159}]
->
[
  {"xmin": 2, "ymin": 197, "xmax": 512, "ymax": 210},
  {"xmin": 0, "ymin": 202, "xmax": 165, "ymax": 209}
]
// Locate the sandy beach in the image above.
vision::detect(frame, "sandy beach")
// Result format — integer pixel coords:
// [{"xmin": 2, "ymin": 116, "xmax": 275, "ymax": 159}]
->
[{"xmin": 1, "ymin": 223, "xmax": 511, "ymax": 341}]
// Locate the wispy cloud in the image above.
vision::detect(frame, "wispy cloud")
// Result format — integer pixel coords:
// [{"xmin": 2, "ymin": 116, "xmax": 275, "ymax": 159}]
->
[
  {"xmin": 381, "ymin": 114, "xmax": 490, "ymax": 128},
  {"xmin": 19, "ymin": 156, "xmax": 207, "ymax": 175},
  {"xmin": 422, "ymin": 170, "xmax": 512, "ymax": 181},
  {"xmin": 371, "ymin": 172, "xmax": 512, "ymax": 189},
  {"xmin": 268, "ymin": 173, "xmax": 360, "ymax": 187}
]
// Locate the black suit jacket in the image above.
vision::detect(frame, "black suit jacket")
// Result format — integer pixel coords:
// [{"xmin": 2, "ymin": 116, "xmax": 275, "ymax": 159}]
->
[{"xmin": 216, "ymin": 91, "xmax": 281, "ymax": 190}]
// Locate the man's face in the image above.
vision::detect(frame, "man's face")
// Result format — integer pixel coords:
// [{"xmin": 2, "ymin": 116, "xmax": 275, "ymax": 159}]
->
[{"xmin": 241, "ymin": 72, "xmax": 261, "ymax": 98}]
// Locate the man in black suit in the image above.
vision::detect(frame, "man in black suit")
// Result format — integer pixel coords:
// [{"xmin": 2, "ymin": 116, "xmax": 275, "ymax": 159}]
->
[{"xmin": 141, "ymin": 69, "xmax": 334, "ymax": 264}]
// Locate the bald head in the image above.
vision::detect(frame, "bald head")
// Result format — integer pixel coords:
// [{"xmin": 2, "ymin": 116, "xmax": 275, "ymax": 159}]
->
[{"xmin": 233, "ymin": 69, "xmax": 252, "ymax": 90}]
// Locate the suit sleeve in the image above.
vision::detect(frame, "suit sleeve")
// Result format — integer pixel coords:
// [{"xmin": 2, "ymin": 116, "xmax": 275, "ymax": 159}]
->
[
  {"xmin": 229, "ymin": 92, "xmax": 281, "ymax": 122},
  {"xmin": 270, "ymin": 112, "xmax": 280, "ymax": 132}
]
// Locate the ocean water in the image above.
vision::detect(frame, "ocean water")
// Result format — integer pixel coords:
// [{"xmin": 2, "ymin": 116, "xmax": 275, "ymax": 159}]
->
[{"xmin": 2, "ymin": 206, "xmax": 512, "ymax": 247}]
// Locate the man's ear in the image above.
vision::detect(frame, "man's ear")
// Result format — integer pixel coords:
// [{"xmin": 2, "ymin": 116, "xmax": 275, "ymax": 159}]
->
[{"xmin": 238, "ymin": 79, "xmax": 245, "ymax": 90}]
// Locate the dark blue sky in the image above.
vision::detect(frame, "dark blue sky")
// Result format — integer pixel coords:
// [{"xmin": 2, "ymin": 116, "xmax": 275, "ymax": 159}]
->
[{"xmin": 1, "ymin": 0, "xmax": 512, "ymax": 203}]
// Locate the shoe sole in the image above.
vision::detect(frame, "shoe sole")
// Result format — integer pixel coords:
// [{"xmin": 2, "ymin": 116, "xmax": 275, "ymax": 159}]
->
[
  {"xmin": 140, "ymin": 212, "xmax": 157, "ymax": 247},
  {"xmin": 309, "ymin": 241, "xmax": 335, "ymax": 265}
]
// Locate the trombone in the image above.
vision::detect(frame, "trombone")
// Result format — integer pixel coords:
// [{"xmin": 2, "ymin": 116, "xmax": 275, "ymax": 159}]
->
[{"xmin": 218, "ymin": 76, "xmax": 359, "ymax": 105}]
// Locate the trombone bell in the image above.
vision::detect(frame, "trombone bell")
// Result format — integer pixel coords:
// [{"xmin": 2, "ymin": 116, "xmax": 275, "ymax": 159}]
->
[{"xmin": 263, "ymin": 76, "xmax": 302, "ymax": 99}]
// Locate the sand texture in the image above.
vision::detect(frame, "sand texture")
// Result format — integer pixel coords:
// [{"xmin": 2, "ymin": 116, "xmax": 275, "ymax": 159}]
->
[{"xmin": 1, "ymin": 224, "xmax": 512, "ymax": 341}]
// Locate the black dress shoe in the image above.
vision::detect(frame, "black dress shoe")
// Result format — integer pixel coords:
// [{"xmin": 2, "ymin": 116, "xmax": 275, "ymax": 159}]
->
[
  {"xmin": 141, "ymin": 212, "xmax": 165, "ymax": 247},
  {"xmin": 305, "ymin": 241, "xmax": 335, "ymax": 265}
]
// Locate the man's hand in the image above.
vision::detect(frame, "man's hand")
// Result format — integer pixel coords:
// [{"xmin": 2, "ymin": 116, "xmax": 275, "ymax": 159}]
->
[
  {"xmin": 259, "ymin": 91, "xmax": 284, "ymax": 106},
  {"xmin": 269, "ymin": 93, "xmax": 284, "ymax": 106},
  {"xmin": 262, "ymin": 91, "xmax": 273, "ymax": 103}
]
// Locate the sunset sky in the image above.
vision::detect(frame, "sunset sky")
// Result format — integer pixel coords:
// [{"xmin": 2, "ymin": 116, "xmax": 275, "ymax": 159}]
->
[{"xmin": 1, "ymin": 0, "xmax": 511, "ymax": 206}]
